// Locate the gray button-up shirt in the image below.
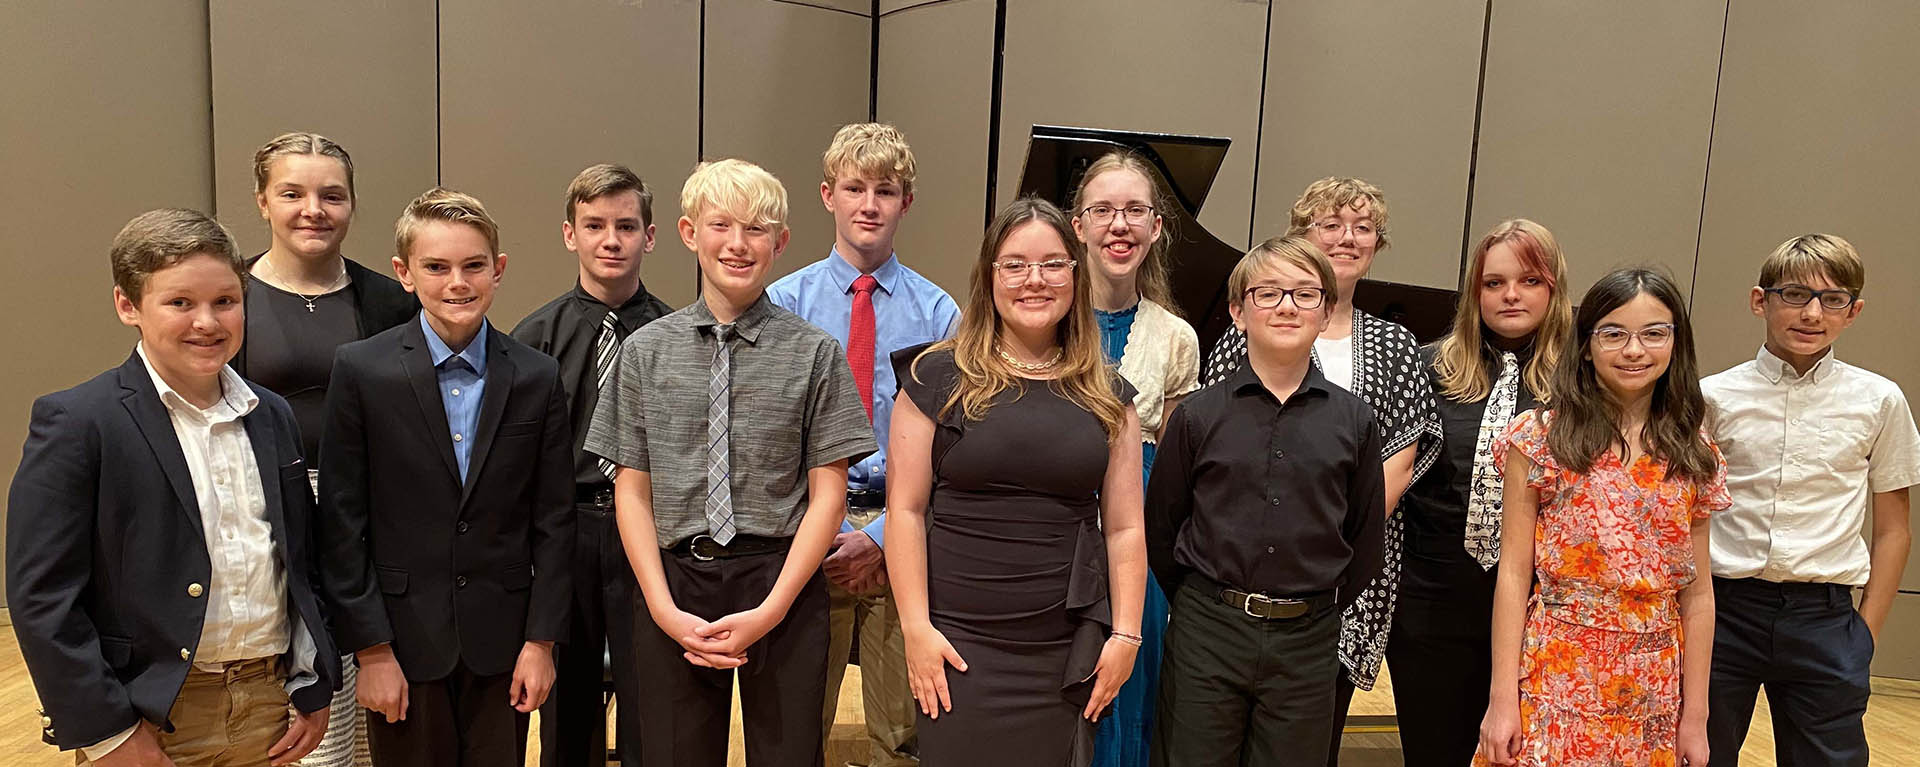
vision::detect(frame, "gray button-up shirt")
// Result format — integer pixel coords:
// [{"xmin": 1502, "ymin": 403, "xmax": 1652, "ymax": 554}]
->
[{"xmin": 584, "ymin": 294, "xmax": 877, "ymax": 548}]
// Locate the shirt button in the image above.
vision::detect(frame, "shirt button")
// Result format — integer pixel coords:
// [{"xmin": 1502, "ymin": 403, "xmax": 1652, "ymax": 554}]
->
[
  {"xmin": 1270, "ymin": 498, "xmax": 1281, "ymax": 506},
  {"xmin": 187, "ymin": 583, "xmax": 203, "ymax": 598},
  {"xmin": 1267, "ymin": 546, "xmax": 1276, "ymax": 554},
  {"xmin": 179, "ymin": 648, "xmax": 192, "ymax": 661},
  {"xmin": 457, "ymin": 521, "xmax": 470, "ymax": 534},
  {"xmin": 456, "ymin": 576, "xmax": 469, "ymax": 589},
  {"xmin": 451, "ymin": 388, "xmax": 461, "ymax": 396},
  {"xmin": 1274, "ymin": 450, "xmax": 1284, "ymax": 459},
  {"xmin": 453, "ymin": 433, "xmax": 464, "ymax": 443}
]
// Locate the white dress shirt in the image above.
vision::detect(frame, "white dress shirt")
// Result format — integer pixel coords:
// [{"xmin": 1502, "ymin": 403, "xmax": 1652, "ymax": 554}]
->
[{"xmin": 1704, "ymin": 346, "xmax": 1920, "ymax": 585}]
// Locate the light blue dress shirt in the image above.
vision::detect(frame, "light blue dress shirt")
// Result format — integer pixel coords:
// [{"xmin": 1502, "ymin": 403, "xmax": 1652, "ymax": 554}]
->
[
  {"xmin": 421, "ymin": 313, "xmax": 489, "ymax": 482},
  {"xmin": 768, "ymin": 249, "xmax": 960, "ymax": 548}
]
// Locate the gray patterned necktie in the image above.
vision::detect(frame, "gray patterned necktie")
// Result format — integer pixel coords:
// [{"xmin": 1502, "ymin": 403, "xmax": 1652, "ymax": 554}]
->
[
  {"xmin": 1465, "ymin": 351, "xmax": 1520, "ymax": 569},
  {"xmin": 705, "ymin": 324, "xmax": 736, "ymax": 544},
  {"xmin": 592, "ymin": 311, "xmax": 621, "ymax": 482}
]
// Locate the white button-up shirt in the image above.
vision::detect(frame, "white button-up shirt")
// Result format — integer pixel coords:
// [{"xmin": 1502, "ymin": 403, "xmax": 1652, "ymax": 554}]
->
[{"xmin": 1703, "ymin": 346, "xmax": 1920, "ymax": 585}]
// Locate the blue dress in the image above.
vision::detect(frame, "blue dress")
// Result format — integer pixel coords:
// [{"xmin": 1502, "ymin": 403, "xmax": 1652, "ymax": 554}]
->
[{"xmin": 1093, "ymin": 306, "xmax": 1168, "ymax": 767}]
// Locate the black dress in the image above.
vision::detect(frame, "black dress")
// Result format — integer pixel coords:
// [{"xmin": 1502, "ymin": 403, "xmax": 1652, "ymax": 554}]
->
[{"xmin": 895, "ymin": 346, "xmax": 1135, "ymax": 767}]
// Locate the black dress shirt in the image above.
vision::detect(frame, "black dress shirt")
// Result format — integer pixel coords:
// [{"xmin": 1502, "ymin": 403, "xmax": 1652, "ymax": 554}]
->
[
  {"xmin": 511, "ymin": 281, "xmax": 674, "ymax": 488},
  {"xmin": 1146, "ymin": 363, "xmax": 1386, "ymax": 612}
]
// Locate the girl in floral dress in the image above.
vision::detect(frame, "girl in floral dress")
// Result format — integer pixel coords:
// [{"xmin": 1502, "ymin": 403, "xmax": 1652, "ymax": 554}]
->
[{"xmin": 1477, "ymin": 268, "xmax": 1729, "ymax": 767}]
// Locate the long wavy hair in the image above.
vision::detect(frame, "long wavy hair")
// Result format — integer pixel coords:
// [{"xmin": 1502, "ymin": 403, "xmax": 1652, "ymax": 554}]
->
[
  {"xmin": 1546, "ymin": 268, "xmax": 1716, "ymax": 482},
  {"xmin": 1434, "ymin": 219, "xmax": 1573, "ymax": 402},
  {"xmin": 914, "ymin": 197, "xmax": 1128, "ymax": 441},
  {"xmin": 1070, "ymin": 151, "xmax": 1178, "ymax": 316}
]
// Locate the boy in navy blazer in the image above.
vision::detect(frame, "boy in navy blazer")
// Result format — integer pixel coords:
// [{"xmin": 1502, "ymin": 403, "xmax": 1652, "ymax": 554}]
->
[{"xmin": 7, "ymin": 208, "xmax": 339, "ymax": 766}]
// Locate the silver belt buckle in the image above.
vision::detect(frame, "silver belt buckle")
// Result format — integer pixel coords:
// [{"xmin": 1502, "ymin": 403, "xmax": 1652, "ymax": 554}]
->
[
  {"xmin": 689, "ymin": 534, "xmax": 719, "ymax": 562},
  {"xmin": 1243, "ymin": 592, "xmax": 1272, "ymax": 618}
]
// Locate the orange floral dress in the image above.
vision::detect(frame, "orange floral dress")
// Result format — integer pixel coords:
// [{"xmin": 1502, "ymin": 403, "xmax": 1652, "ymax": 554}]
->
[{"xmin": 1474, "ymin": 409, "xmax": 1729, "ymax": 767}]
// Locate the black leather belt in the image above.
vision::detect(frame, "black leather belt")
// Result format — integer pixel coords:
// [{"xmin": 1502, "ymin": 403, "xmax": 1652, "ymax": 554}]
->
[
  {"xmin": 847, "ymin": 488, "xmax": 886, "ymax": 509},
  {"xmin": 1193, "ymin": 574, "xmax": 1335, "ymax": 620},
  {"xmin": 575, "ymin": 485, "xmax": 614, "ymax": 509},
  {"xmin": 669, "ymin": 534, "xmax": 791, "ymax": 562}
]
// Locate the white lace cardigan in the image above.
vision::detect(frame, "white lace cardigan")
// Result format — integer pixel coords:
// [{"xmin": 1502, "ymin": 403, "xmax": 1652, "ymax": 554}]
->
[{"xmin": 1115, "ymin": 298, "xmax": 1201, "ymax": 444}]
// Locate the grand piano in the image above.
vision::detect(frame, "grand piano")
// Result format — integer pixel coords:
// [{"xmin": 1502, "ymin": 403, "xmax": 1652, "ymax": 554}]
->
[{"xmin": 1014, "ymin": 125, "xmax": 1459, "ymax": 352}]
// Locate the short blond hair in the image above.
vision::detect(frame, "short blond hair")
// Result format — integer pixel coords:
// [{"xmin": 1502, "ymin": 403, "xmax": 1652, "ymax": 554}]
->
[
  {"xmin": 1228, "ymin": 235, "xmax": 1340, "ymax": 310},
  {"xmin": 395, "ymin": 187, "xmax": 500, "ymax": 263},
  {"xmin": 681, "ymin": 159, "xmax": 788, "ymax": 234},
  {"xmin": 565, "ymin": 163, "xmax": 652, "ymax": 226},
  {"xmin": 111, "ymin": 209, "xmax": 243, "ymax": 303},
  {"xmin": 1758, "ymin": 233, "xmax": 1865, "ymax": 295},
  {"xmin": 1289, "ymin": 176, "xmax": 1391, "ymax": 251},
  {"xmin": 823, "ymin": 123, "xmax": 917, "ymax": 196}
]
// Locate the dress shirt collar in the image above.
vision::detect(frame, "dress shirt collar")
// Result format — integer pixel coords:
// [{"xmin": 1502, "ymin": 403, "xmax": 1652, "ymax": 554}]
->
[
  {"xmin": 1754, "ymin": 344, "xmax": 1835, "ymax": 386},
  {"xmin": 420, "ymin": 312, "xmax": 490, "ymax": 376},
  {"xmin": 827, "ymin": 247, "xmax": 901, "ymax": 295},
  {"xmin": 688, "ymin": 292, "xmax": 776, "ymax": 344},
  {"xmin": 1227, "ymin": 358, "xmax": 1333, "ymax": 403},
  {"xmin": 568, "ymin": 278, "xmax": 661, "ymax": 312},
  {"xmin": 134, "ymin": 342, "xmax": 258, "ymax": 420}
]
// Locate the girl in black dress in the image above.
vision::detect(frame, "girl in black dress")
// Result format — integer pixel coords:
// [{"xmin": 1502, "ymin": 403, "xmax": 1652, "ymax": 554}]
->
[
  {"xmin": 1389, "ymin": 219, "xmax": 1572, "ymax": 766},
  {"xmin": 886, "ymin": 198, "xmax": 1147, "ymax": 766}
]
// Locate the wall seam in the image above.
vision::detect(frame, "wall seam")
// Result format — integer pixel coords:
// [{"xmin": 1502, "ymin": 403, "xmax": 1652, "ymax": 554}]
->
[
  {"xmin": 1246, "ymin": 0, "xmax": 1274, "ymax": 250},
  {"xmin": 1456, "ymin": 0, "xmax": 1495, "ymax": 282},
  {"xmin": 982, "ymin": 0, "xmax": 1007, "ymax": 226},
  {"xmin": 204, "ymin": 0, "xmax": 218, "ymax": 214},
  {"xmin": 1689, "ymin": 0, "xmax": 1733, "ymax": 310},
  {"xmin": 435, "ymin": 0, "xmax": 443, "ymax": 184},
  {"xmin": 869, "ymin": 0, "xmax": 880, "ymax": 122}
]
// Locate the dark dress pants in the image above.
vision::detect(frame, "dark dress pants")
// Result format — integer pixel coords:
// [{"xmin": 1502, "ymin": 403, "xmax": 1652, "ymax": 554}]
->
[
  {"xmin": 1707, "ymin": 576, "xmax": 1873, "ymax": 767},
  {"xmin": 366, "ymin": 664, "xmax": 525, "ymax": 767},
  {"xmin": 631, "ymin": 547, "xmax": 829, "ymax": 767},
  {"xmin": 540, "ymin": 502, "xmax": 642, "ymax": 766},
  {"xmin": 1154, "ymin": 578, "xmax": 1341, "ymax": 767},
  {"xmin": 1384, "ymin": 547, "xmax": 1499, "ymax": 767}
]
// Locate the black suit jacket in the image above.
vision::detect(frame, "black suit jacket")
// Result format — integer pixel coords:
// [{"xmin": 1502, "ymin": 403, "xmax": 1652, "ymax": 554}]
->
[
  {"xmin": 231, "ymin": 255, "xmax": 418, "ymax": 378},
  {"xmin": 317, "ymin": 319, "xmax": 574, "ymax": 680},
  {"xmin": 5, "ymin": 353, "xmax": 340, "ymax": 750}
]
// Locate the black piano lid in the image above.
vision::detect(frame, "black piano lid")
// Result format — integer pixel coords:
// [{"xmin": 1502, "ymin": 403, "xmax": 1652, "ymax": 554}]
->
[{"xmin": 1015, "ymin": 125, "xmax": 1231, "ymax": 215}]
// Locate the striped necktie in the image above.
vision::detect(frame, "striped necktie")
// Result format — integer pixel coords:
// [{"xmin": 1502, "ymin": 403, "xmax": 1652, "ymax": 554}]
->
[
  {"xmin": 592, "ymin": 311, "xmax": 621, "ymax": 482},
  {"xmin": 705, "ymin": 324, "xmax": 737, "ymax": 544}
]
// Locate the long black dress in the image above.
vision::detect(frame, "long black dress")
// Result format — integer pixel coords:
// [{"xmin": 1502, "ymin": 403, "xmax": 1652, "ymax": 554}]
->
[{"xmin": 896, "ymin": 346, "xmax": 1135, "ymax": 767}]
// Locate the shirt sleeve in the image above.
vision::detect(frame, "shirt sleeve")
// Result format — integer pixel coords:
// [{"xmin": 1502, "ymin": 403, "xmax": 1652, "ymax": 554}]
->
[
  {"xmin": 1694, "ymin": 434, "xmax": 1734, "ymax": 521},
  {"xmin": 1201, "ymin": 326, "xmax": 1247, "ymax": 386},
  {"xmin": 80, "ymin": 724, "xmax": 138, "ymax": 762},
  {"xmin": 582, "ymin": 333, "xmax": 650, "ymax": 472},
  {"xmin": 1166, "ymin": 319, "xmax": 1202, "ymax": 399},
  {"xmin": 803, "ymin": 337, "xmax": 880, "ymax": 469},
  {"xmin": 1340, "ymin": 413, "xmax": 1388, "ymax": 614},
  {"xmin": 1868, "ymin": 386, "xmax": 1920, "ymax": 493},
  {"xmin": 1494, "ymin": 409, "xmax": 1558, "ymax": 492},
  {"xmin": 1144, "ymin": 398, "xmax": 1197, "ymax": 596}
]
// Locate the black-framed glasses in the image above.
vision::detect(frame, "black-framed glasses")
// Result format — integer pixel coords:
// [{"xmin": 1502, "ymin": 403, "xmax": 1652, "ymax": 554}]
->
[
  {"xmin": 1078, "ymin": 204, "xmax": 1155, "ymax": 226},
  {"xmin": 1591, "ymin": 323, "xmax": 1675, "ymax": 351},
  {"xmin": 1764, "ymin": 284, "xmax": 1857, "ymax": 311},
  {"xmin": 1242, "ymin": 285, "xmax": 1326, "ymax": 311},
  {"xmin": 994, "ymin": 258, "xmax": 1076, "ymax": 287}
]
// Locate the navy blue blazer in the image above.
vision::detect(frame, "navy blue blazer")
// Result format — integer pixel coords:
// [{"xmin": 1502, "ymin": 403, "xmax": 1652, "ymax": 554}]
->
[{"xmin": 5, "ymin": 352, "xmax": 340, "ymax": 750}]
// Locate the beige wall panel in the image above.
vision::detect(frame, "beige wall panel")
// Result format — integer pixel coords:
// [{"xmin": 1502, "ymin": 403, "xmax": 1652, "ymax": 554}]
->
[
  {"xmin": 0, "ymin": 0, "xmax": 215, "ymax": 606},
  {"xmin": 1691, "ymin": 0, "xmax": 1920, "ymax": 593},
  {"xmin": 1469, "ymin": 1, "xmax": 1725, "ymax": 295},
  {"xmin": 1873, "ymin": 593, "xmax": 1920, "ymax": 680},
  {"xmin": 209, "ymin": 1, "xmax": 438, "ymax": 268},
  {"xmin": 703, "ymin": 0, "xmax": 872, "ymax": 286},
  {"xmin": 439, "ymin": 0, "xmax": 703, "ymax": 324},
  {"xmin": 877, "ymin": 0, "xmax": 995, "ymax": 299},
  {"xmin": 1255, "ymin": 0, "xmax": 1484, "ymax": 291},
  {"xmin": 995, "ymin": 0, "xmax": 1266, "ymax": 251}
]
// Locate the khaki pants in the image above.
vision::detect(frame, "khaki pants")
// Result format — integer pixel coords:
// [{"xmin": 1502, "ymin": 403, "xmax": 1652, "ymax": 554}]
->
[
  {"xmin": 83, "ymin": 657, "xmax": 289, "ymax": 767},
  {"xmin": 823, "ymin": 507, "xmax": 917, "ymax": 767}
]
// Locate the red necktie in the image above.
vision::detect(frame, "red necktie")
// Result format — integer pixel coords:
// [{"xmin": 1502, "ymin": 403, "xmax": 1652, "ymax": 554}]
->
[{"xmin": 848, "ymin": 275, "xmax": 878, "ymax": 420}]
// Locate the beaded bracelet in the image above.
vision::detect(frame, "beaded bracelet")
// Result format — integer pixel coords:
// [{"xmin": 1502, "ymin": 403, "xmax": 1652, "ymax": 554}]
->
[{"xmin": 1110, "ymin": 631, "xmax": 1144, "ymax": 646}]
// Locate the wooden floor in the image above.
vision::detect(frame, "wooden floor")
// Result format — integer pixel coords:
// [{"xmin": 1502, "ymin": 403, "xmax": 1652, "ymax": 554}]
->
[{"xmin": 4, "ymin": 628, "xmax": 1918, "ymax": 766}]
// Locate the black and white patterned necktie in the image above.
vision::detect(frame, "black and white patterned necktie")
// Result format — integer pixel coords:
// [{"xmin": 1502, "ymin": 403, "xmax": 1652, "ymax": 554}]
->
[
  {"xmin": 592, "ymin": 311, "xmax": 621, "ymax": 482},
  {"xmin": 1465, "ymin": 351, "xmax": 1520, "ymax": 569}
]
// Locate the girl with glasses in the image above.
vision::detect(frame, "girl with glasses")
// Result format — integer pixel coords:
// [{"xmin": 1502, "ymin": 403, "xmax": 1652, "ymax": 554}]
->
[
  {"xmin": 1068, "ymin": 152, "xmax": 1201, "ymax": 767},
  {"xmin": 1476, "ymin": 268, "xmax": 1729, "ymax": 767}
]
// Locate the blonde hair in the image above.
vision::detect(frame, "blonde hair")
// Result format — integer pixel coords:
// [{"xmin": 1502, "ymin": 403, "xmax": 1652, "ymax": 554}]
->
[
  {"xmin": 1758, "ymin": 233, "xmax": 1865, "ymax": 295},
  {"xmin": 822, "ymin": 123, "xmax": 917, "ymax": 196},
  {"xmin": 395, "ymin": 188, "xmax": 500, "ymax": 263},
  {"xmin": 111, "ymin": 209, "xmax": 244, "ymax": 303},
  {"xmin": 1433, "ymin": 219, "xmax": 1573, "ymax": 401},
  {"xmin": 1289, "ymin": 176, "xmax": 1390, "ymax": 251},
  {"xmin": 253, "ymin": 132, "xmax": 355, "ymax": 200},
  {"xmin": 1227, "ymin": 235, "xmax": 1341, "ymax": 310},
  {"xmin": 912, "ymin": 197, "xmax": 1127, "ymax": 440},
  {"xmin": 1071, "ymin": 151, "xmax": 1179, "ymax": 316},
  {"xmin": 566, "ymin": 163, "xmax": 653, "ymax": 226},
  {"xmin": 681, "ymin": 159, "xmax": 788, "ymax": 235}
]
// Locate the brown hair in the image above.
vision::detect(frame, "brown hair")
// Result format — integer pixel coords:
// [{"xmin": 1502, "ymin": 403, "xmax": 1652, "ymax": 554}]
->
[
  {"xmin": 111, "ymin": 209, "xmax": 244, "ymax": 303},
  {"xmin": 253, "ymin": 132, "xmax": 355, "ymax": 201},
  {"xmin": 395, "ymin": 188, "xmax": 500, "ymax": 263},
  {"xmin": 1434, "ymin": 219, "xmax": 1574, "ymax": 401},
  {"xmin": 1289, "ymin": 176, "xmax": 1390, "ymax": 252},
  {"xmin": 822, "ymin": 122, "xmax": 917, "ymax": 196},
  {"xmin": 1757, "ymin": 233, "xmax": 1865, "ymax": 295},
  {"xmin": 1227, "ymin": 235, "xmax": 1341, "ymax": 310},
  {"xmin": 565, "ymin": 163, "xmax": 653, "ymax": 226},
  {"xmin": 1071, "ymin": 151, "xmax": 1179, "ymax": 316},
  {"xmin": 1546, "ymin": 267, "xmax": 1716, "ymax": 482},
  {"xmin": 912, "ymin": 197, "xmax": 1127, "ymax": 440}
]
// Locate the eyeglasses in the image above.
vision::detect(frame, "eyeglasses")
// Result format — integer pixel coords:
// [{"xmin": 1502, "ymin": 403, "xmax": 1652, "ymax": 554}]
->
[
  {"xmin": 1242, "ymin": 285, "xmax": 1326, "ymax": 311},
  {"xmin": 1078, "ymin": 204, "xmax": 1155, "ymax": 226},
  {"xmin": 1764, "ymin": 285, "xmax": 1857, "ymax": 311},
  {"xmin": 1308, "ymin": 218, "xmax": 1378, "ymax": 243},
  {"xmin": 994, "ymin": 258, "xmax": 1076, "ymax": 287},
  {"xmin": 1591, "ymin": 323, "xmax": 1675, "ymax": 351}
]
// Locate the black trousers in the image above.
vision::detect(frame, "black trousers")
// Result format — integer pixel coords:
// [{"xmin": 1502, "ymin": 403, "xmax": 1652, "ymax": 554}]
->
[
  {"xmin": 1707, "ymin": 576, "xmax": 1873, "ymax": 767},
  {"xmin": 366, "ymin": 664, "xmax": 526, "ymax": 767},
  {"xmin": 540, "ymin": 502, "xmax": 643, "ymax": 766},
  {"xmin": 1384, "ymin": 550, "xmax": 1499, "ymax": 767},
  {"xmin": 631, "ymin": 546, "xmax": 829, "ymax": 767},
  {"xmin": 1153, "ymin": 578, "xmax": 1342, "ymax": 767}
]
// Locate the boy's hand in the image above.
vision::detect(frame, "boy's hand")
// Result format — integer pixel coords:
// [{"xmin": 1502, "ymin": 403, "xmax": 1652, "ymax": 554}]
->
[
  {"xmin": 355, "ymin": 644, "xmax": 410, "ymax": 722},
  {"xmin": 654, "ymin": 606, "xmax": 745, "ymax": 668},
  {"xmin": 268, "ymin": 705, "xmax": 329, "ymax": 766},
  {"xmin": 823, "ymin": 531, "xmax": 886, "ymax": 594},
  {"xmin": 93, "ymin": 724, "xmax": 175, "ymax": 767},
  {"xmin": 697, "ymin": 606, "xmax": 781, "ymax": 658},
  {"xmin": 508, "ymin": 641, "xmax": 556, "ymax": 713}
]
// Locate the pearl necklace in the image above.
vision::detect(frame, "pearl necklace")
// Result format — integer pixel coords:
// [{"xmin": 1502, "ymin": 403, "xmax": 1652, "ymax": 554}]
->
[{"xmin": 997, "ymin": 347, "xmax": 1063, "ymax": 373}]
